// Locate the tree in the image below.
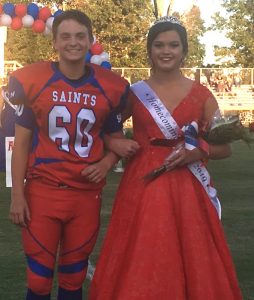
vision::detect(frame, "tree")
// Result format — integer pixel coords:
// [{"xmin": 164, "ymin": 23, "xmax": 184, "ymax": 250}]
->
[
  {"xmin": 4, "ymin": 0, "xmax": 56, "ymax": 64},
  {"xmin": 67, "ymin": 0, "xmax": 154, "ymax": 67},
  {"xmin": 4, "ymin": 1, "xmax": 206, "ymax": 68},
  {"xmin": 177, "ymin": 5, "xmax": 206, "ymax": 67},
  {"xmin": 212, "ymin": 0, "xmax": 254, "ymax": 67}
]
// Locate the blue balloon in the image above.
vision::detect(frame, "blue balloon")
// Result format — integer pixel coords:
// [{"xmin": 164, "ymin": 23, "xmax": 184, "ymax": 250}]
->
[
  {"xmin": 85, "ymin": 51, "xmax": 92, "ymax": 63},
  {"xmin": 27, "ymin": 3, "xmax": 39, "ymax": 19},
  {"xmin": 101, "ymin": 61, "xmax": 112, "ymax": 70},
  {"xmin": 3, "ymin": 3, "xmax": 15, "ymax": 17},
  {"xmin": 54, "ymin": 9, "xmax": 64, "ymax": 17}
]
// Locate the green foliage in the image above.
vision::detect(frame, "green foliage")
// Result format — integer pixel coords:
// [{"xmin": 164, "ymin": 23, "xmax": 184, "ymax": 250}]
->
[
  {"xmin": 5, "ymin": 29, "xmax": 56, "ymax": 64},
  {"xmin": 179, "ymin": 5, "xmax": 206, "ymax": 67},
  {"xmin": 212, "ymin": 0, "xmax": 254, "ymax": 67},
  {"xmin": 4, "ymin": 1, "xmax": 206, "ymax": 67},
  {"xmin": 67, "ymin": 0, "xmax": 154, "ymax": 67}
]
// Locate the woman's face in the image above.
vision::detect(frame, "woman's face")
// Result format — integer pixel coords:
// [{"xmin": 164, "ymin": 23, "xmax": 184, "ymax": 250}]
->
[{"xmin": 150, "ymin": 30, "xmax": 184, "ymax": 73}]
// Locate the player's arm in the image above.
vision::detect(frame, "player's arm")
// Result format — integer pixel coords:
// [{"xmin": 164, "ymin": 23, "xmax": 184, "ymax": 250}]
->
[
  {"xmin": 103, "ymin": 92, "xmax": 140, "ymax": 158},
  {"xmin": 81, "ymin": 131, "xmax": 129, "ymax": 183},
  {"xmin": 9, "ymin": 125, "xmax": 32, "ymax": 227}
]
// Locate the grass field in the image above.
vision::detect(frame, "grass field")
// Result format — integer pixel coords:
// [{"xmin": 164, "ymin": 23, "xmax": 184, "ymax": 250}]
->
[{"xmin": 0, "ymin": 141, "xmax": 253, "ymax": 299}]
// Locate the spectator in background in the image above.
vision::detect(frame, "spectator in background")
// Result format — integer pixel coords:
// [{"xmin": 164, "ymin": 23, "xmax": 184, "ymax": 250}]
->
[
  {"xmin": 0, "ymin": 73, "xmax": 16, "ymax": 171},
  {"xmin": 233, "ymin": 73, "xmax": 242, "ymax": 88}
]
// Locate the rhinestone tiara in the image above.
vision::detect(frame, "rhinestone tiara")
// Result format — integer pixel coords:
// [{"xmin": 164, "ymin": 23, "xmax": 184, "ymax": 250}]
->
[{"xmin": 153, "ymin": 16, "xmax": 183, "ymax": 27}]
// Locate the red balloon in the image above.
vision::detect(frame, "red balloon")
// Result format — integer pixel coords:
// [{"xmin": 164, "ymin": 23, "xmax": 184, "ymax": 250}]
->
[
  {"xmin": 32, "ymin": 19, "xmax": 46, "ymax": 33},
  {"xmin": 38, "ymin": 7, "xmax": 52, "ymax": 21},
  {"xmin": 15, "ymin": 3, "xmax": 27, "ymax": 17},
  {"xmin": 0, "ymin": 4, "xmax": 3, "ymax": 14},
  {"xmin": 11, "ymin": 17, "xmax": 23, "ymax": 30},
  {"xmin": 90, "ymin": 42, "xmax": 104, "ymax": 55}
]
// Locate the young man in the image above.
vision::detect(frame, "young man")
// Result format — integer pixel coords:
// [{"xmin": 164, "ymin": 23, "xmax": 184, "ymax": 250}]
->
[{"xmin": 8, "ymin": 9, "xmax": 131, "ymax": 300}]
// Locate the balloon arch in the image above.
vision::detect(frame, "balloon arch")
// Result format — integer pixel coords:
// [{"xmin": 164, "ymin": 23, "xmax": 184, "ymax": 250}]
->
[{"xmin": 0, "ymin": 2, "xmax": 111, "ymax": 69}]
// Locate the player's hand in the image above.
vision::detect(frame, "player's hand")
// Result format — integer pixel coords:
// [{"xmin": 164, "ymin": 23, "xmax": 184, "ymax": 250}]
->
[
  {"xmin": 81, "ymin": 159, "xmax": 111, "ymax": 183},
  {"xmin": 108, "ymin": 138, "xmax": 140, "ymax": 159},
  {"xmin": 9, "ymin": 194, "xmax": 31, "ymax": 227}
]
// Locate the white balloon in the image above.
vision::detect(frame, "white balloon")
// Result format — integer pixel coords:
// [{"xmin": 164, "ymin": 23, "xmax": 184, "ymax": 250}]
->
[
  {"xmin": 100, "ymin": 52, "xmax": 109, "ymax": 62},
  {"xmin": 43, "ymin": 26, "xmax": 52, "ymax": 36},
  {"xmin": 46, "ymin": 17, "xmax": 54, "ymax": 30},
  {"xmin": 0, "ymin": 14, "xmax": 12, "ymax": 26},
  {"xmin": 90, "ymin": 55, "xmax": 103, "ymax": 65},
  {"xmin": 22, "ymin": 15, "xmax": 34, "ymax": 27},
  {"xmin": 92, "ymin": 35, "xmax": 96, "ymax": 44}
]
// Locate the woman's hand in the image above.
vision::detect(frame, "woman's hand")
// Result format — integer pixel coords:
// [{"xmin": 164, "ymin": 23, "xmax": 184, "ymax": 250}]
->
[
  {"xmin": 164, "ymin": 144, "xmax": 205, "ymax": 170},
  {"xmin": 9, "ymin": 193, "xmax": 31, "ymax": 227},
  {"xmin": 108, "ymin": 138, "xmax": 140, "ymax": 159}
]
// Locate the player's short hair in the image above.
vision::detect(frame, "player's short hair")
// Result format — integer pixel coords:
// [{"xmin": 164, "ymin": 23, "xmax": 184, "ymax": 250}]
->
[{"xmin": 52, "ymin": 9, "xmax": 93, "ymax": 42}]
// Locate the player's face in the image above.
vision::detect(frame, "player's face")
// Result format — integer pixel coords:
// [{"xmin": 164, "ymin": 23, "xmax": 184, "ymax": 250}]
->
[
  {"xmin": 150, "ymin": 30, "xmax": 184, "ymax": 73},
  {"xmin": 53, "ymin": 19, "xmax": 91, "ymax": 64}
]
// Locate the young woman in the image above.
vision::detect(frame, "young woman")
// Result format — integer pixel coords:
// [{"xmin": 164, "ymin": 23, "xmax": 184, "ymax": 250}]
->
[{"xmin": 89, "ymin": 16, "xmax": 242, "ymax": 300}]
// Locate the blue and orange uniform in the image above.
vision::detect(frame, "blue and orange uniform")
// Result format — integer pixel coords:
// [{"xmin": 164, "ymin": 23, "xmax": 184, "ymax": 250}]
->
[{"xmin": 9, "ymin": 61, "xmax": 129, "ymax": 299}]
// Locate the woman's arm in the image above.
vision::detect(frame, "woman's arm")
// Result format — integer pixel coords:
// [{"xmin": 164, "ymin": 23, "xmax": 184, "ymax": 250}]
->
[
  {"xmin": 9, "ymin": 124, "xmax": 33, "ymax": 227},
  {"xmin": 202, "ymin": 95, "xmax": 232, "ymax": 160}
]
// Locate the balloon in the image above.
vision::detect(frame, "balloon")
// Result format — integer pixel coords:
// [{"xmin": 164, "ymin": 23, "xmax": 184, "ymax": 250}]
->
[
  {"xmin": 101, "ymin": 61, "xmax": 112, "ymax": 70},
  {"xmin": 54, "ymin": 9, "xmax": 63, "ymax": 17},
  {"xmin": 100, "ymin": 51, "xmax": 110, "ymax": 62},
  {"xmin": 3, "ymin": 3, "xmax": 15, "ymax": 16},
  {"xmin": 92, "ymin": 35, "xmax": 96, "ymax": 44},
  {"xmin": 90, "ymin": 55, "xmax": 103, "ymax": 65},
  {"xmin": 85, "ymin": 51, "xmax": 92, "ymax": 63},
  {"xmin": 22, "ymin": 15, "xmax": 34, "ymax": 27},
  {"xmin": 32, "ymin": 19, "xmax": 46, "ymax": 33},
  {"xmin": 0, "ymin": 5, "xmax": 3, "ymax": 15},
  {"xmin": 15, "ymin": 3, "xmax": 27, "ymax": 17},
  {"xmin": 43, "ymin": 26, "xmax": 51, "ymax": 36},
  {"xmin": 39, "ymin": 7, "xmax": 52, "ymax": 21},
  {"xmin": 90, "ymin": 42, "xmax": 104, "ymax": 55},
  {"xmin": 11, "ymin": 17, "xmax": 23, "ymax": 31},
  {"xmin": 27, "ymin": 3, "xmax": 39, "ymax": 19},
  {"xmin": 0, "ymin": 14, "xmax": 12, "ymax": 26},
  {"xmin": 46, "ymin": 16, "xmax": 54, "ymax": 29}
]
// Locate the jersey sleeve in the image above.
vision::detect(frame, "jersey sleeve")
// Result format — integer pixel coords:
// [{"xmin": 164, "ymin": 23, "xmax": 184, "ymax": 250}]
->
[
  {"xmin": 15, "ymin": 105, "xmax": 36, "ymax": 130},
  {"xmin": 102, "ymin": 83, "xmax": 130, "ymax": 134},
  {"xmin": 8, "ymin": 75, "xmax": 27, "ymax": 105},
  {"xmin": 8, "ymin": 69, "xmax": 37, "ymax": 130},
  {"xmin": 103, "ymin": 111, "xmax": 123, "ymax": 134}
]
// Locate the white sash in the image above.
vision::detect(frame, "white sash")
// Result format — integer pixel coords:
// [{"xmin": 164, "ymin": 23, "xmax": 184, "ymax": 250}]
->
[{"xmin": 131, "ymin": 81, "xmax": 221, "ymax": 219}]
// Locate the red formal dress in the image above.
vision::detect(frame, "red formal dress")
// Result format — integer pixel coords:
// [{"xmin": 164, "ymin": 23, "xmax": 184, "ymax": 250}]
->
[{"xmin": 89, "ymin": 81, "xmax": 242, "ymax": 300}]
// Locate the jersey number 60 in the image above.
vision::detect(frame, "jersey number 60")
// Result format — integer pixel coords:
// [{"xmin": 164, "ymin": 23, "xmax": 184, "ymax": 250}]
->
[{"xmin": 48, "ymin": 106, "xmax": 96, "ymax": 158}]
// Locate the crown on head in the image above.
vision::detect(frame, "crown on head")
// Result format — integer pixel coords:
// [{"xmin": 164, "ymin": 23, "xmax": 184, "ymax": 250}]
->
[{"xmin": 153, "ymin": 16, "xmax": 183, "ymax": 27}]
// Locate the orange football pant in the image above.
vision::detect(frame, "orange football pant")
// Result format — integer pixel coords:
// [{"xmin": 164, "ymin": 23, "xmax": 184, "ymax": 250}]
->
[{"xmin": 22, "ymin": 178, "xmax": 102, "ymax": 296}]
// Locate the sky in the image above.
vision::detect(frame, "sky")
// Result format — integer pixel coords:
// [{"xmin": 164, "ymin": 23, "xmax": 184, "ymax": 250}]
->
[{"xmin": 163, "ymin": 0, "xmax": 231, "ymax": 65}]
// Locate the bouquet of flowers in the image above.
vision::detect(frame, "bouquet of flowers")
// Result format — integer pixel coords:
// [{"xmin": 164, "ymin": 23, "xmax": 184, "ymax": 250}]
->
[
  {"xmin": 144, "ymin": 114, "xmax": 254, "ymax": 182},
  {"xmin": 203, "ymin": 114, "xmax": 254, "ymax": 145}
]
